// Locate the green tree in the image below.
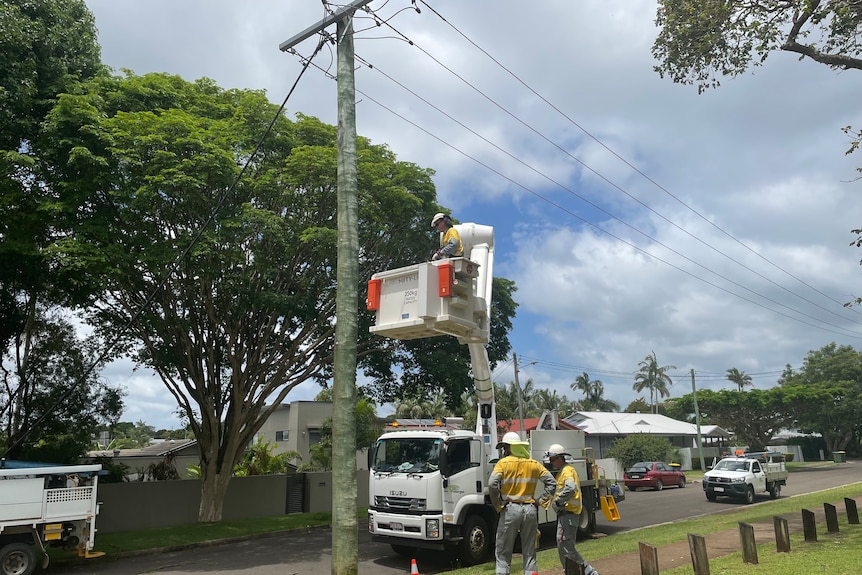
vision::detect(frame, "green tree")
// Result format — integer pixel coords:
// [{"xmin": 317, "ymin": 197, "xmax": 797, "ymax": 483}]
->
[
  {"xmin": 606, "ymin": 433, "xmax": 676, "ymax": 471},
  {"xmin": 623, "ymin": 397, "xmax": 652, "ymax": 414},
  {"xmin": 234, "ymin": 437, "xmax": 293, "ymax": 476},
  {"xmin": 572, "ymin": 372, "xmax": 620, "ymax": 412},
  {"xmin": 677, "ymin": 388, "xmax": 793, "ymax": 452},
  {"xmin": 0, "ymin": 0, "xmax": 112, "ymax": 461},
  {"xmin": 780, "ymin": 343, "xmax": 862, "ymax": 454},
  {"xmin": 1, "ymin": 308, "xmax": 123, "ymax": 461},
  {"xmin": 38, "ymin": 71, "xmax": 515, "ymax": 522},
  {"xmin": 633, "ymin": 352, "xmax": 676, "ymax": 414},
  {"xmin": 652, "ymin": 0, "xmax": 862, "ymax": 94},
  {"xmin": 532, "ymin": 388, "xmax": 575, "ymax": 418},
  {"xmin": 726, "ymin": 367, "xmax": 753, "ymax": 393}
]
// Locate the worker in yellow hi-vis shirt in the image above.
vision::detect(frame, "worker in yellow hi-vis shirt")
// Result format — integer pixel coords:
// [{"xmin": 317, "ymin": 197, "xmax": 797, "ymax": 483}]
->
[
  {"xmin": 489, "ymin": 432, "xmax": 555, "ymax": 575},
  {"xmin": 545, "ymin": 443, "xmax": 600, "ymax": 575},
  {"xmin": 430, "ymin": 213, "xmax": 463, "ymax": 260}
]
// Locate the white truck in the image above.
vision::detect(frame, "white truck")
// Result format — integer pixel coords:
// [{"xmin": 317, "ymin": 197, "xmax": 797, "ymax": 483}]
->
[
  {"xmin": 365, "ymin": 224, "xmax": 621, "ymax": 565},
  {"xmin": 702, "ymin": 452, "xmax": 788, "ymax": 504},
  {"xmin": 0, "ymin": 462, "xmax": 104, "ymax": 575}
]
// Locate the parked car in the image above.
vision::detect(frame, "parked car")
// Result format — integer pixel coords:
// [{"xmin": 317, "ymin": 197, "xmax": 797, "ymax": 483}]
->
[{"xmin": 624, "ymin": 461, "xmax": 686, "ymax": 491}]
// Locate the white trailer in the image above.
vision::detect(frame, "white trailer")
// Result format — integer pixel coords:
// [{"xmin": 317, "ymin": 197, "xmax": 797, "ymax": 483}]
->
[{"xmin": 0, "ymin": 463, "xmax": 103, "ymax": 575}]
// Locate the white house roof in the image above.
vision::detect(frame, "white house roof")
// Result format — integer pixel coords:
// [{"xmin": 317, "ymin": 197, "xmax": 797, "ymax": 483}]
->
[{"xmin": 562, "ymin": 411, "xmax": 731, "ymax": 438}]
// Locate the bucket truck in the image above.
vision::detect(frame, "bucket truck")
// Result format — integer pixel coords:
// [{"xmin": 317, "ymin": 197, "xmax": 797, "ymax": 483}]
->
[{"xmin": 365, "ymin": 224, "xmax": 621, "ymax": 565}]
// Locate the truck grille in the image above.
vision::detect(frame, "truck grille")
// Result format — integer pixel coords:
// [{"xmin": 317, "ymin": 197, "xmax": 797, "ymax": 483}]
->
[
  {"xmin": 374, "ymin": 496, "xmax": 427, "ymax": 511},
  {"xmin": 711, "ymin": 477, "xmax": 733, "ymax": 484}
]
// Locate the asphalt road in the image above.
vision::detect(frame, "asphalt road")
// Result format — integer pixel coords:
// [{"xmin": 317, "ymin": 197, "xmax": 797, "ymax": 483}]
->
[{"xmin": 52, "ymin": 462, "xmax": 860, "ymax": 575}]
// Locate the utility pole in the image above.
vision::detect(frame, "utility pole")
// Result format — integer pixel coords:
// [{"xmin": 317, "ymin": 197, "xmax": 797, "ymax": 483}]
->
[
  {"xmin": 279, "ymin": 4, "xmax": 372, "ymax": 575},
  {"xmin": 691, "ymin": 369, "xmax": 706, "ymax": 472},
  {"xmin": 513, "ymin": 353, "xmax": 527, "ymax": 441}
]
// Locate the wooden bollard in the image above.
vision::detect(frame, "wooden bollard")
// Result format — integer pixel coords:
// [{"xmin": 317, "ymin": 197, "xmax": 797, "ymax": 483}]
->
[
  {"xmin": 687, "ymin": 533, "xmax": 710, "ymax": 575},
  {"xmin": 773, "ymin": 516, "xmax": 790, "ymax": 553},
  {"xmin": 825, "ymin": 503, "xmax": 839, "ymax": 533},
  {"xmin": 846, "ymin": 497, "xmax": 860, "ymax": 525},
  {"xmin": 802, "ymin": 508, "xmax": 817, "ymax": 542},
  {"xmin": 564, "ymin": 553, "xmax": 586, "ymax": 575},
  {"xmin": 638, "ymin": 542, "xmax": 659, "ymax": 575},
  {"xmin": 738, "ymin": 522, "xmax": 758, "ymax": 565}
]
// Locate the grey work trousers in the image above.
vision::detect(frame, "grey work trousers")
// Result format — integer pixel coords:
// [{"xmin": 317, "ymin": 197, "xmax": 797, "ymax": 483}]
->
[
  {"xmin": 556, "ymin": 511, "xmax": 596, "ymax": 575},
  {"xmin": 495, "ymin": 502, "xmax": 538, "ymax": 575}
]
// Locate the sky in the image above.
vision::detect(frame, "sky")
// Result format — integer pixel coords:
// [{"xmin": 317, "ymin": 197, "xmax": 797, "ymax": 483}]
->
[{"xmin": 82, "ymin": 0, "xmax": 862, "ymax": 430}]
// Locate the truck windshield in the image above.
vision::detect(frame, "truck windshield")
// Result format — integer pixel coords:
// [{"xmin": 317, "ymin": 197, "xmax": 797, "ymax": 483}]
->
[
  {"xmin": 372, "ymin": 438, "xmax": 441, "ymax": 473},
  {"xmin": 714, "ymin": 460, "xmax": 748, "ymax": 472}
]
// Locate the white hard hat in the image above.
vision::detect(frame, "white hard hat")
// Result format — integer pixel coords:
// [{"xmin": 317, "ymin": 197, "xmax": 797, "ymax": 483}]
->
[
  {"xmin": 545, "ymin": 443, "xmax": 571, "ymax": 459},
  {"xmin": 430, "ymin": 213, "xmax": 446, "ymax": 228},
  {"xmin": 496, "ymin": 431, "xmax": 527, "ymax": 449}
]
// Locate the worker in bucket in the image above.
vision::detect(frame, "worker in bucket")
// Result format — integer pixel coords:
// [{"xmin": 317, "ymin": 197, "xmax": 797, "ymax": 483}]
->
[
  {"xmin": 489, "ymin": 432, "xmax": 555, "ymax": 575},
  {"xmin": 430, "ymin": 212, "xmax": 463, "ymax": 260},
  {"xmin": 544, "ymin": 444, "xmax": 600, "ymax": 575}
]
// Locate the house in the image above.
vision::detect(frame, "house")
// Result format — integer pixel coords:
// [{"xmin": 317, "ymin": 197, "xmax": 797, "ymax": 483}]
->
[
  {"xmin": 86, "ymin": 439, "xmax": 199, "ymax": 479},
  {"xmin": 255, "ymin": 400, "xmax": 333, "ymax": 466},
  {"xmin": 562, "ymin": 411, "xmax": 732, "ymax": 468}
]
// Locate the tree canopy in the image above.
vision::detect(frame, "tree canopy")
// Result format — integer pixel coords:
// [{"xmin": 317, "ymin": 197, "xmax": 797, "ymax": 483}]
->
[
  {"xmin": 652, "ymin": 0, "xmax": 862, "ymax": 94},
  {"xmin": 40, "ymin": 71, "xmax": 515, "ymax": 520},
  {"xmin": 633, "ymin": 352, "xmax": 676, "ymax": 414}
]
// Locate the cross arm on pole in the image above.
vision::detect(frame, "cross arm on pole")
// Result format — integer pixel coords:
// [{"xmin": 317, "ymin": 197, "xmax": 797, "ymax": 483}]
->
[{"xmin": 279, "ymin": 0, "xmax": 375, "ymax": 52}]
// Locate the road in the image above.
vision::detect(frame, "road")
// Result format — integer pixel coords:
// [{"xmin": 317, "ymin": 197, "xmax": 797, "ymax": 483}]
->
[{"xmin": 52, "ymin": 462, "xmax": 860, "ymax": 575}]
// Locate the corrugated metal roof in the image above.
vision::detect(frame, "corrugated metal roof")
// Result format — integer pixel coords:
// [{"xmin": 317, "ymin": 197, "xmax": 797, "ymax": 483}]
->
[{"xmin": 562, "ymin": 411, "xmax": 731, "ymax": 438}]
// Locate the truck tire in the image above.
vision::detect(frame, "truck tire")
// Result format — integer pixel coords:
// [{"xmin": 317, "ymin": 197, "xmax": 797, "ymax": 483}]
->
[
  {"xmin": 390, "ymin": 544, "xmax": 415, "ymax": 558},
  {"xmin": 744, "ymin": 485, "xmax": 755, "ymax": 504},
  {"xmin": 577, "ymin": 507, "xmax": 596, "ymax": 537},
  {"xmin": 0, "ymin": 542, "xmax": 36, "ymax": 575},
  {"xmin": 459, "ymin": 515, "xmax": 491, "ymax": 566},
  {"xmin": 706, "ymin": 490, "xmax": 717, "ymax": 502},
  {"xmin": 769, "ymin": 483, "xmax": 781, "ymax": 499}
]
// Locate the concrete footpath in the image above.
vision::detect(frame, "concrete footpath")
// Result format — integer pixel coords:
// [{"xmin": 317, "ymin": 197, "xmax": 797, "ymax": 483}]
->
[{"xmin": 547, "ymin": 494, "xmax": 862, "ymax": 575}]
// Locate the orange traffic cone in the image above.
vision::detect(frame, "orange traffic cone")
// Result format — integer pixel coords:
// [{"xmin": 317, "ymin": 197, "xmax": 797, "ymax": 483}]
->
[{"xmin": 410, "ymin": 558, "xmax": 420, "ymax": 575}]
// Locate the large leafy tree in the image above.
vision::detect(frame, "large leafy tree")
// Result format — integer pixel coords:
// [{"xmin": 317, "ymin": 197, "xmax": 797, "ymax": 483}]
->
[
  {"xmin": 652, "ymin": 0, "xmax": 862, "ymax": 94},
  {"xmin": 0, "ymin": 0, "xmax": 108, "ymax": 458},
  {"xmin": 633, "ymin": 352, "xmax": 676, "ymax": 414},
  {"xmin": 680, "ymin": 388, "xmax": 793, "ymax": 452},
  {"xmin": 41, "ymin": 71, "xmax": 515, "ymax": 521},
  {"xmin": 780, "ymin": 342, "xmax": 862, "ymax": 454},
  {"xmin": 1, "ymin": 308, "xmax": 124, "ymax": 461}
]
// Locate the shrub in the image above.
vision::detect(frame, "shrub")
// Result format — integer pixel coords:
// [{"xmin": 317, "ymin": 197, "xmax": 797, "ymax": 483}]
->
[{"xmin": 606, "ymin": 433, "xmax": 675, "ymax": 469}]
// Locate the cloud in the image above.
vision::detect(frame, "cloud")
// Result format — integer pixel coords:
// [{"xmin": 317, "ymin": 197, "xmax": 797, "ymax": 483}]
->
[{"xmin": 82, "ymin": 0, "xmax": 862, "ymax": 421}]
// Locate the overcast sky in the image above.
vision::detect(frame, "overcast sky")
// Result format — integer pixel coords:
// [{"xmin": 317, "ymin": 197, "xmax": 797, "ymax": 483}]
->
[{"xmin": 82, "ymin": 0, "xmax": 862, "ymax": 430}]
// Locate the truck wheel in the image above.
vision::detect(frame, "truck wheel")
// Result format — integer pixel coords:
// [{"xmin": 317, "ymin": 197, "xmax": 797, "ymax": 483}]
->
[
  {"xmin": 390, "ymin": 544, "xmax": 415, "ymax": 558},
  {"xmin": 706, "ymin": 491, "xmax": 717, "ymax": 502},
  {"xmin": 459, "ymin": 515, "xmax": 490, "ymax": 566},
  {"xmin": 769, "ymin": 483, "xmax": 781, "ymax": 499},
  {"xmin": 0, "ymin": 542, "xmax": 36, "ymax": 575},
  {"xmin": 744, "ymin": 485, "xmax": 755, "ymax": 504},
  {"xmin": 577, "ymin": 507, "xmax": 596, "ymax": 537},
  {"xmin": 653, "ymin": 480, "xmax": 663, "ymax": 491}
]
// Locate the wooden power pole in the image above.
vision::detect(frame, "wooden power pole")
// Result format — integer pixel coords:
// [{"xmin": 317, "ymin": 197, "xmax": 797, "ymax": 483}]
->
[{"xmin": 280, "ymin": 3, "xmax": 372, "ymax": 574}]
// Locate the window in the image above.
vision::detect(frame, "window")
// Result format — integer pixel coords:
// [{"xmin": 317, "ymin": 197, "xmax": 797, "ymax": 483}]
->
[{"xmin": 275, "ymin": 430, "xmax": 288, "ymax": 442}]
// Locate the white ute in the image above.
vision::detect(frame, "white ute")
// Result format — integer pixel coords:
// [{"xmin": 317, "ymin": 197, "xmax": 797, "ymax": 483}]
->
[{"xmin": 702, "ymin": 453, "xmax": 788, "ymax": 504}]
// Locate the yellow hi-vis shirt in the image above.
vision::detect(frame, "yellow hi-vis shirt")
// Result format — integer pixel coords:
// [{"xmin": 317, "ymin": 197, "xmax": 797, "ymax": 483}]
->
[
  {"xmin": 552, "ymin": 463, "xmax": 583, "ymax": 515},
  {"xmin": 440, "ymin": 227, "xmax": 463, "ymax": 257},
  {"xmin": 489, "ymin": 454, "xmax": 555, "ymax": 512}
]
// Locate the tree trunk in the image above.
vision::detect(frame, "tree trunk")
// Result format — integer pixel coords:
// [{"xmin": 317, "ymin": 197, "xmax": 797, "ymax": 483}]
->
[
  {"xmin": 332, "ymin": 13, "xmax": 359, "ymax": 575},
  {"xmin": 198, "ymin": 470, "xmax": 232, "ymax": 522}
]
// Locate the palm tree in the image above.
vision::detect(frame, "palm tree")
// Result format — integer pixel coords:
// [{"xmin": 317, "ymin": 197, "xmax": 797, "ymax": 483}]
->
[
  {"xmin": 571, "ymin": 372, "xmax": 620, "ymax": 412},
  {"xmin": 726, "ymin": 367, "xmax": 753, "ymax": 392},
  {"xmin": 633, "ymin": 352, "xmax": 676, "ymax": 414},
  {"xmin": 532, "ymin": 388, "xmax": 575, "ymax": 417}
]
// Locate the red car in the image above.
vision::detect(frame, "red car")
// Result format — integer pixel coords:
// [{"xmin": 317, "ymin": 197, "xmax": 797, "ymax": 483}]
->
[{"xmin": 624, "ymin": 461, "xmax": 686, "ymax": 491}]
